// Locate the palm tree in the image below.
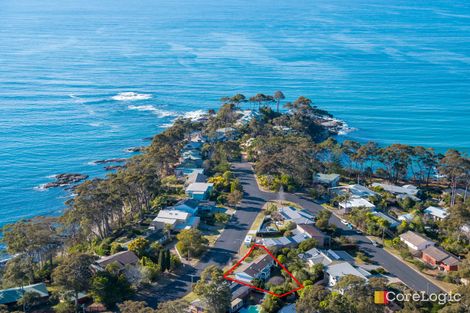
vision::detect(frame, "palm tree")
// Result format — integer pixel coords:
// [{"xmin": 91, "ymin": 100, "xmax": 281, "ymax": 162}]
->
[{"xmin": 273, "ymin": 91, "xmax": 285, "ymax": 112}]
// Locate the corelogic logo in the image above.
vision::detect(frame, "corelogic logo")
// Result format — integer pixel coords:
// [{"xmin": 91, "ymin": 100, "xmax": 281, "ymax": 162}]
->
[{"xmin": 374, "ymin": 290, "xmax": 462, "ymax": 305}]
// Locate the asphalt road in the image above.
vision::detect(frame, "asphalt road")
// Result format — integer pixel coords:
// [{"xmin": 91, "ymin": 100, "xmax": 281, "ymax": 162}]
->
[{"xmin": 142, "ymin": 161, "xmax": 441, "ymax": 306}]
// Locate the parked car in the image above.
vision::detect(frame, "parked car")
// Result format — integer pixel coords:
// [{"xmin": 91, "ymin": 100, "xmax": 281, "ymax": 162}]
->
[{"xmin": 371, "ymin": 240, "xmax": 382, "ymax": 248}]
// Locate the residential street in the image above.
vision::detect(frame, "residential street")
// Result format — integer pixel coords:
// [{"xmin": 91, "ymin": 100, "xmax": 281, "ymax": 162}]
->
[{"xmin": 142, "ymin": 160, "xmax": 441, "ymax": 306}]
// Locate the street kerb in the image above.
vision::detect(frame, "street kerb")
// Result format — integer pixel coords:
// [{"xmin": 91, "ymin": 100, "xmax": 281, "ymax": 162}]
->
[{"xmin": 223, "ymin": 244, "xmax": 304, "ymax": 298}]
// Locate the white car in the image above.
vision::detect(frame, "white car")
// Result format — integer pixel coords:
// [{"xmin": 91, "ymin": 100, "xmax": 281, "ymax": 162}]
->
[{"xmin": 340, "ymin": 219, "xmax": 348, "ymax": 225}]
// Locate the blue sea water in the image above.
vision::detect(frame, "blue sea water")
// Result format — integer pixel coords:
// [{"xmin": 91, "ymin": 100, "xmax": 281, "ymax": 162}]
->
[{"xmin": 0, "ymin": 0, "xmax": 469, "ymax": 228}]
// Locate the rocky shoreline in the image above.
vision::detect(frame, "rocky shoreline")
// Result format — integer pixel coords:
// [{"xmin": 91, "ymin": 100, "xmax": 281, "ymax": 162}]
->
[{"xmin": 41, "ymin": 173, "xmax": 89, "ymax": 189}]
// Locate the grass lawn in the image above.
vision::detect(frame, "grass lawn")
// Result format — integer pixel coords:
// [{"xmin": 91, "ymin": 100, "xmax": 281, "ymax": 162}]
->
[{"xmin": 183, "ymin": 292, "xmax": 199, "ymax": 303}]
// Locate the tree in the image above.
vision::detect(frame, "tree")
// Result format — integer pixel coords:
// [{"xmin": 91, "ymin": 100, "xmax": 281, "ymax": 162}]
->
[
  {"xmin": 296, "ymin": 285, "xmax": 329, "ymax": 313},
  {"xmin": 1, "ymin": 257, "xmax": 34, "ymax": 288},
  {"xmin": 176, "ymin": 229, "xmax": 208, "ymax": 259},
  {"xmin": 156, "ymin": 299, "xmax": 190, "ymax": 313},
  {"xmin": 128, "ymin": 238, "xmax": 149, "ymax": 258},
  {"xmin": 273, "ymin": 91, "xmax": 285, "ymax": 112},
  {"xmin": 90, "ymin": 271, "xmax": 133, "ymax": 309},
  {"xmin": 439, "ymin": 150, "xmax": 469, "ymax": 206},
  {"xmin": 260, "ymin": 294, "xmax": 283, "ymax": 313},
  {"xmin": 118, "ymin": 301, "xmax": 155, "ymax": 313},
  {"xmin": 52, "ymin": 254, "xmax": 94, "ymax": 309},
  {"xmin": 193, "ymin": 265, "xmax": 231, "ymax": 313},
  {"xmin": 298, "ymin": 238, "xmax": 317, "ymax": 252},
  {"xmin": 227, "ymin": 190, "xmax": 243, "ymax": 207},
  {"xmin": 18, "ymin": 292, "xmax": 42, "ymax": 313}
]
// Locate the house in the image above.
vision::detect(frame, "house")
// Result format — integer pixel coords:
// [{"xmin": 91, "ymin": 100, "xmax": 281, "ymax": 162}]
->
[
  {"xmin": 150, "ymin": 209, "xmax": 200, "ymax": 231},
  {"xmin": 185, "ymin": 182, "xmax": 214, "ymax": 200},
  {"xmin": 182, "ymin": 141, "xmax": 203, "ymax": 151},
  {"xmin": 371, "ymin": 183, "xmax": 419, "ymax": 197},
  {"xmin": 0, "ymin": 283, "xmax": 49, "ymax": 305},
  {"xmin": 230, "ymin": 283, "xmax": 250, "ymax": 312},
  {"xmin": 278, "ymin": 206, "xmax": 315, "ymax": 224},
  {"xmin": 170, "ymin": 198, "xmax": 200, "ymax": 215},
  {"xmin": 421, "ymin": 246, "xmax": 459, "ymax": 272},
  {"xmin": 300, "ymin": 248, "xmax": 354, "ymax": 267},
  {"xmin": 325, "ymin": 262, "xmax": 370, "ymax": 286},
  {"xmin": 262, "ymin": 236, "xmax": 295, "ymax": 248},
  {"xmin": 330, "ymin": 184, "xmax": 376, "ymax": 198},
  {"xmin": 214, "ymin": 127, "xmax": 238, "ymax": 141},
  {"xmin": 95, "ymin": 251, "xmax": 139, "ymax": 271},
  {"xmin": 185, "ymin": 171, "xmax": 207, "ymax": 186},
  {"xmin": 397, "ymin": 213, "xmax": 414, "ymax": 222},
  {"xmin": 399, "ymin": 231, "xmax": 434, "ymax": 251},
  {"xmin": 372, "ymin": 211, "xmax": 400, "ymax": 228},
  {"xmin": 181, "ymin": 149, "xmax": 202, "ymax": 161},
  {"xmin": 296, "ymin": 224, "xmax": 331, "ymax": 247},
  {"xmin": 234, "ymin": 254, "xmax": 275, "ymax": 282},
  {"xmin": 423, "ymin": 206, "xmax": 448, "ymax": 221},
  {"xmin": 339, "ymin": 197, "xmax": 376, "ymax": 212},
  {"xmin": 175, "ymin": 159, "xmax": 203, "ymax": 177},
  {"xmin": 313, "ymin": 173, "xmax": 340, "ymax": 187}
]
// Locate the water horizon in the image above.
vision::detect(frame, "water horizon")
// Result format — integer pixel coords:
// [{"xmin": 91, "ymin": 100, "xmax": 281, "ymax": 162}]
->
[{"xmin": 0, "ymin": 0, "xmax": 469, "ymax": 229}]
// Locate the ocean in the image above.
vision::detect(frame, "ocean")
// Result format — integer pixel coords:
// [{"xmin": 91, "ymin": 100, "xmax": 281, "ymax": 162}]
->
[{"xmin": 0, "ymin": 0, "xmax": 469, "ymax": 228}]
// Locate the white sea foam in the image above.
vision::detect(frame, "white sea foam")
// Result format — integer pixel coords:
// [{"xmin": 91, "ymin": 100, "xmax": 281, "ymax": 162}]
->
[
  {"xmin": 112, "ymin": 92, "xmax": 152, "ymax": 101},
  {"xmin": 33, "ymin": 184, "xmax": 48, "ymax": 192},
  {"xmin": 182, "ymin": 110, "xmax": 206, "ymax": 120},
  {"xmin": 127, "ymin": 105, "xmax": 176, "ymax": 118}
]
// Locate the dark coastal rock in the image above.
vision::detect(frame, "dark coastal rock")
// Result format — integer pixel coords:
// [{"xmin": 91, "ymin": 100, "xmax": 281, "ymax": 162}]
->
[
  {"xmin": 104, "ymin": 165, "xmax": 124, "ymax": 171},
  {"xmin": 93, "ymin": 158, "xmax": 127, "ymax": 164},
  {"xmin": 125, "ymin": 146, "xmax": 145, "ymax": 153},
  {"xmin": 143, "ymin": 136, "xmax": 154, "ymax": 141},
  {"xmin": 43, "ymin": 173, "xmax": 89, "ymax": 189}
]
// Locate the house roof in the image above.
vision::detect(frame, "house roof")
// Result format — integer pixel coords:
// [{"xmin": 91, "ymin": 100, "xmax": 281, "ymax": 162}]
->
[
  {"xmin": 236, "ymin": 254, "xmax": 273, "ymax": 278},
  {"xmin": 442, "ymin": 255, "xmax": 460, "ymax": 266},
  {"xmin": 297, "ymin": 224, "xmax": 328, "ymax": 239},
  {"xmin": 398, "ymin": 213, "xmax": 414, "ymax": 222},
  {"xmin": 0, "ymin": 283, "xmax": 49, "ymax": 305},
  {"xmin": 326, "ymin": 262, "xmax": 369, "ymax": 281},
  {"xmin": 371, "ymin": 183, "xmax": 419, "ymax": 195},
  {"xmin": 278, "ymin": 206, "xmax": 314, "ymax": 222},
  {"xmin": 422, "ymin": 246, "xmax": 451, "ymax": 262},
  {"xmin": 177, "ymin": 159, "xmax": 203, "ymax": 169},
  {"xmin": 96, "ymin": 251, "xmax": 139, "ymax": 269},
  {"xmin": 186, "ymin": 182, "xmax": 213, "ymax": 193},
  {"xmin": 314, "ymin": 173, "xmax": 340, "ymax": 183},
  {"xmin": 186, "ymin": 172, "xmax": 207, "ymax": 185},
  {"xmin": 372, "ymin": 211, "xmax": 399, "ymax": 226},
  {"xmin": 340, "ymin": 197, "xmax": 375, "ymax": 209},
  {"xmin": 424, "ymin": 206, "xmax": 448, "ymax": 219},
  {"xmin": 399, "ymin": 231, "xmax": 433, "ymax": 247},
  {"xmin": 175, "ymin": 198, "xmax": 200, "ymax": 210},
  {"xmin": 156, "ymin": 209, "xmax": 189, "ymax": 220}
]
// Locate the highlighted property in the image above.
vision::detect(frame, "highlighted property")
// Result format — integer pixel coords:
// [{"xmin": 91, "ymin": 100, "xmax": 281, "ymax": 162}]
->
[{"xmin": 223, "ymin": 244, "xmax": 304, "ymax": 298}]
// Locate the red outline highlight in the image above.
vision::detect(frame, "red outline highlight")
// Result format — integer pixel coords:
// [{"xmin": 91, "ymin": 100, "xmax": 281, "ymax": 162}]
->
[{"xmin": 223, "ymin": 244, "xmax": 304, "ymax": 298}]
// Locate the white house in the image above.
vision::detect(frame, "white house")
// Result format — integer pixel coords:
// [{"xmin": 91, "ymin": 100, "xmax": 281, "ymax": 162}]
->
[
  {"xmin": 397, "ymin": 213, "xmax": 414, "ymax": 222},
  {"xmin": 150, "ymin": 209, "xmax": 200, "ymax": 231},
  {"xmin": 371, "ymin": 183, "xmax": 419, "ymax": 196},
  {"xmin": 330, "ymin": 184, "xmax": 376, "ymax": 198},
  {"xmin": 300, "ymin": 248, "xmax": 354, "ymax": 267},
  {"xmin": 313, "ymin": 173, "xmax": 340, "ymax": 187},
  {"xmin": 278, "ymin": 206, "xmax": 315, "ymax": 224},
  {"xmin": 234, "ymin": 254, "xmax": 275, "ymax": 282},
  {"xmin": 185, "ymin": 182, "xmax": 214, "ymax": 200},
  {"xmin": 339, "ymin": 197, "xmax": 376, "ymax": 211},
  {"xmin": 399, "ymin": 231, "xmax": 434, "ymax": 251},
  {"xmin": 325, "ymin": 262, "xmax": 370, "ymax": 286},
  {"xmin": 424, "ymin": 206, "xmax": 448, "ymax": 221}
]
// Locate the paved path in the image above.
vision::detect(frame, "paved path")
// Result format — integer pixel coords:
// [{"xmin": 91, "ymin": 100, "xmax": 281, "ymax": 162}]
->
[{"xmin": 142, "ymin": 161, "xmax": 441, "ymax": 306}]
